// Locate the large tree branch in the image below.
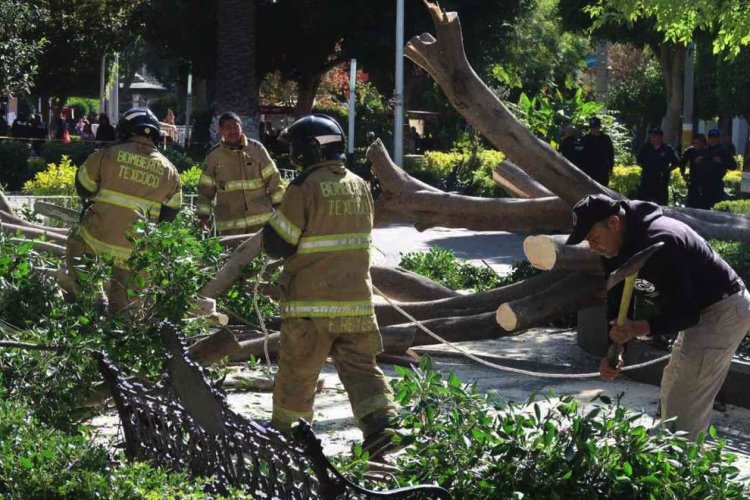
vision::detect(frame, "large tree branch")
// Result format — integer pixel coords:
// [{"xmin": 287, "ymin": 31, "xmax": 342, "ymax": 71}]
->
[
  {"xmin": 404, "ymin": 1, "xmax": 617, "ymax": 206},
  {"xmin": 368, "ymin": 139, "xmax": 571, "ymax": 233}
]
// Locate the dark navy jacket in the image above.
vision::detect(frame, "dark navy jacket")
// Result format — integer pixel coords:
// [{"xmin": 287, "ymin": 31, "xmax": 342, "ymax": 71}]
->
[{"xmin": 604, "ymin": 201, "xmax": 739, "ymax": 336}]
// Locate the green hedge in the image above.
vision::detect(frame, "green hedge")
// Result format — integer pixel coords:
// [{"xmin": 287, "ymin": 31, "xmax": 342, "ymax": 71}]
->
[
  {"xmin": 66, "ymin": 97, "xmax": 100, "ymax": 122},
  {"xmin": 610, "ymin": 166, "xmax": 740, "ymax": 204},
  {"xmin": 713, "ymin": 199, "xmax": 750, "ymax": 215},
  {"xmin": 0, "ymin": 140, "xmax": 32, "ymax": 191},
  {"xmin": 40, "ymin": 141, "xmax": 97, "ymax": 167},
  {"xmin": 402, "ymin": 149, "xmax": 506, "ymax": 197}
]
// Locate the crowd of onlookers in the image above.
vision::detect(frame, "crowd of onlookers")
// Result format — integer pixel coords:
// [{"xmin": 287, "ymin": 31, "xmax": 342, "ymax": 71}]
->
[{"xmin": 559, "ymin": 117, "xmax": 739, "ymax": 209}]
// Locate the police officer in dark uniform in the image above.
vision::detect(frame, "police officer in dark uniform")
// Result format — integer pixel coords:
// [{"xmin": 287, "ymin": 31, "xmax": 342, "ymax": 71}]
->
[
  {"xmin": 679, "ymin": 133, "xmax": 709, "ymax": 208},
  {"xmin": 580, "ymin": 117, "xmax": 615, "ymax": 186},
  {"xmin": 703, "ymin": 129, "xmax": 735, "ymax": 208},
  {"xmin": 558, "ymin": 124, "xmax": 584, "ymax": 167},
  {"xmin": 636, "ymin": 127, "xmax": 679, "ymax": 205}
]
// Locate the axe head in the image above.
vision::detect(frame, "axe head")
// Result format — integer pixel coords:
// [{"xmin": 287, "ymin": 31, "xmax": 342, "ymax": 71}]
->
[{"xmin": 605, "ymin": 241, "xmax": 665, "ymax": 291}]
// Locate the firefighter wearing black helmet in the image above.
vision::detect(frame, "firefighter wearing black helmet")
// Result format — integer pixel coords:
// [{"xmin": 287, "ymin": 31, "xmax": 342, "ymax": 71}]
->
[
  {"xmin": 62, "ymin": 107, "xmax": 181, "ymax": 316},
  {"xmin": 262, "ymin": 114, "xmax": 398, "ymax": 459}
]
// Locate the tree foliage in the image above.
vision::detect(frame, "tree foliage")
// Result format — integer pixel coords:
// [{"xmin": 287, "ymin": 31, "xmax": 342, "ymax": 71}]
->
[
  {"xmin": 586, "ymin": 0, "xmax": 750, "ymax": 55},
  {"xmin": 0, "ymin": 0, "xmax": 47, "ymax": 96}
]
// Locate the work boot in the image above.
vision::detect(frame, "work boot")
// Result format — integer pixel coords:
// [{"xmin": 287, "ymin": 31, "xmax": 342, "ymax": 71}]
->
[{"xmin": 360, "ymin": 425, "xmax": 403, "ymax": 462}]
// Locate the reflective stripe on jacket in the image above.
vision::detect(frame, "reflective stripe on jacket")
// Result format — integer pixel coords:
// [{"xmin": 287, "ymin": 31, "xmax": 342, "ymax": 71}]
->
[
  {"xmin": 197, "ymin": 134, "xmax": 284, "ymax": 234},
  {"xmin": 268, "ymin": 160, "xmax": 375, "ymax": 319},
  {"xmin": 76, "ymin": 136, "xmax": 182, "ymax": 265}
]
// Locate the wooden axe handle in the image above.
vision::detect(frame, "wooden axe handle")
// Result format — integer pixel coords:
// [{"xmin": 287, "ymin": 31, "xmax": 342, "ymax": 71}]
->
[{"xmin": 607, "ymin": 274, "xmax": 637, "ymax": 368}]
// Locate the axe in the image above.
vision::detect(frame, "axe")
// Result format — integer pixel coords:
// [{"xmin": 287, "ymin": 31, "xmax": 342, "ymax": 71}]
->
[{"xmin": 604, "ymin": 241, "xmax": 665, "ymax": 368}]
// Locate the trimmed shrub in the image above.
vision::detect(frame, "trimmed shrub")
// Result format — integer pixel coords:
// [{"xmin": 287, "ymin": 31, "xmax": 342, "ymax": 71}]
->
[
  {"xmin": 22, "ymin": 155, "xmax": 77, "ymax": 196},
  {"xmin": 180, "ymin": 164, "xmax": 203, "ymax": 194},
  {"xmin": 403, "ymin": 148, "xmax": 506, "ymax": 197},
  {"xmin": 713, "ymin": 199, "xmax": 750, "ymax": 215},
  {"xmin": 40, "ymin": 141, "xmax": 97, "ymax": 166},
  {"xmin": 0, "ymin": 140, "xmax": 32, "ymax": 191},
  {"xmin": 608, "ymin": 166, "xmax": 642, "ymax": 198}
]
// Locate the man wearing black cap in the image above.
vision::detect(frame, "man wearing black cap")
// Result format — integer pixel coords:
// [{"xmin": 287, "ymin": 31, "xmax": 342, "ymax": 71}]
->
[
  {"xmin": 702, "ymin": 129, "xmax": 736, "ymax": 208},
  {"xmin": 566, "ymin": 193, "xmax": 750, "ymax": 440},
  {"xmin": 636, "ymin": 127, "xmax": 679, "ymax": 205},
  {"xmin": 580, "ymin": 117, "xmax": 615, "ymax": 187}
]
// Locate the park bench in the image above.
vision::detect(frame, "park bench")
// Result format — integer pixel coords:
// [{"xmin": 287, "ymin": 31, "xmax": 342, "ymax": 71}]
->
[{"xmin": 96, "ymin": 322, "xmax": 450, "ymax": 499}]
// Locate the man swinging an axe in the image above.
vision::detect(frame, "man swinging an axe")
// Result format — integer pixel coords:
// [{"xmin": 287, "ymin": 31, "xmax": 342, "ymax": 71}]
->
[{"xmin": 566, "ymin": 194, "xmax": 750, "ymax": 440}]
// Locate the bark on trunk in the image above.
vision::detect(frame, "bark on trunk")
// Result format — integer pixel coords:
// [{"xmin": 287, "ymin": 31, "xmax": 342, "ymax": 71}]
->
[
  {"xmin": 368, "ymin": 139, "xmax": 571, "ymax": 233},
  {"xmin": 8, "ymin": 239, "xmax": 66, "ymax": 256},
  {"xmin": 0, "ymin": 210, "xmax": 68, "ymax": 234},
  {"xmin": 496, "ymin": 272, "xmax": 604, "ymax": 332},
  {"xmin": 187, "ymin": 328, "xmax": 241, "ymax": 365},
  {"xmin": 493, "ymin": 160, "xmax": 554, "ymax": 198},
  {"xmin": 381, "ymin": 311, "xmax": 509, "ymax": 347},
  {"xmin": 33, "ymin": 202, "xmax": 78, "ymax": 225},
  {"xmin": 371, "ymin": 265, "xmax": 458, "ymax": 302},
  {"xmin": 294, "ymin": 73, "xmax": 323, "ymax": 118},
  {"xmin": 0, "ymin": 223, "xmax": 68, "ymax": 245},
  {"xmin": 523, "ymin": 235, "xmax": 602, "ymax": 274},
  {"xmin": 403, "ymin": 3, "xmax": 618, "ymax": 206},
  {"xmin": 659, "ymin": 44, "xmax": 685, "ymax": 147},
  {"xmin": 199, "ymin": 231, "xmax": 262, "ymax": 299},
  {"xmin": 375, "ymin": 270, "xmax": 569, "ymax": 326}
]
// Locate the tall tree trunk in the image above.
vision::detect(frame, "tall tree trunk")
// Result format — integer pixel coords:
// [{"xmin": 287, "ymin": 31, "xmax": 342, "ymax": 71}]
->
[
  {"xmin": 294, "ymin": 73, "xmax": 323, "ymax": 118},
  {"xmin": 212, "ymin": 0, "xmax": 259, "ymax": 141},
  {"xmin": 193, "ymin": 78, "xmax": 208, "ymax": 113},
  {"xmin": 659, "ymin": 44, "xmax": 685, "ymax": 147}
]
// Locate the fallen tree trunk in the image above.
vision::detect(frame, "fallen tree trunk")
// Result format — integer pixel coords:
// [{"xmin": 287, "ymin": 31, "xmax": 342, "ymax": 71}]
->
[
  {"xmin": 375, "ymin": 270, "xmax": 569, "ymax": 326},
  {"xmin": 493, "ymin": 160, "xmax": 554, "ymax": 198},
  {"xmin": 200, "ymin": 231, "xmax": 263, "ymax": 299},
  {"xmin": 496, "ymin": 272, "xmax": 603, "ymax": 332},
  {"xmin": 9, "ymin": 238, "xmax": 66, "ymax": 256},
  {"xmin": 0, "ymin": 210, "xmax": 68, "ymax": 234},
  {"xmin": 523, "ymin": 235, "xmax": 602, "ymax": 274},
  {"xmin": 33, "ymin": 202, "xmax": 78, "ymax": 225},
  {"xmin": 368, "ymin": 139, "xmax": 571, "ymax": 233},
  {"xmin": 404, "ymin": 2, "xmax": 615, "ymax": 205},
  {"xmin": 381, "ymin": 311, "xmax": 508, "ymax": 347},
  {"xmin": 1, "ymin": 222, "xmax": 68, "ymax": 245},
  {"xmin": 187, "ymin": 328, "xmax": 241, "ymax": 365},
  {"xmin": 368, "ymin": 139, "xmax": 750, "ymax": 242},
  {"xmin": 228, "ymin": 324, "xmax": 415, "ymax": 362},
  {"xmin": 371, "ymin": 265, "xmax": 458, "ymax": 302}
]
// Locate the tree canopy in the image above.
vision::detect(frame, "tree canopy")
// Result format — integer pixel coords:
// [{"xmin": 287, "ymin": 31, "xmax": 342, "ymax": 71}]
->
[
  {"xmin": 0, "ymin": 1, "xmax": 47, "ymax": 96},
  {"xmin": 586, "ymin": 0, "xmax": 750, "ymax": 55}
]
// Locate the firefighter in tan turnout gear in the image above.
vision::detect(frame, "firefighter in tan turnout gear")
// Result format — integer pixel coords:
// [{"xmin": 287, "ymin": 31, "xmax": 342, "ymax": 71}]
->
[
  {"xmin": 66, "ymin": 107, "xmax": 182, "ymax": 315},
  {"xmin": 197, "ymin": 112, "xmax": 285, "ymax": 235},
  {"xmin": 262, "ymin": 114, "xmax": 398, "ymax": 459}
]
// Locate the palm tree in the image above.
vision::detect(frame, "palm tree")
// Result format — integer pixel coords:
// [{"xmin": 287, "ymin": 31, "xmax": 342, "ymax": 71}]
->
[{"xmin": 212, "ymin": 0, "xmax": 259, "ymax": 141}]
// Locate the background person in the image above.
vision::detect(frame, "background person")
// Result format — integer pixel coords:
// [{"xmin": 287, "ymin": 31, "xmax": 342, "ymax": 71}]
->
[
  {"xmin": 636, "ymin": 127, "xmax": 679, "ymax": 205},
  {"xmin": 580, "ymin": 117, "xmax": 615, "ymax": 187}
]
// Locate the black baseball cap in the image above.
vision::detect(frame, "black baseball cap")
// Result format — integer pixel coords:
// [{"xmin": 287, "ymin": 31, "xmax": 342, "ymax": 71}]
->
[
  {"xmin": 588, "ymin": 117, "xmax": 602, "ymax": 128},
  {"xmin": 708, "ymin": 128, "xmax": 720, "ymax": 137},
  {"xmin": 648, "ymin": 127, "xmax": 663, "ymax": 135},
  {"xmin": 566, "ymin": 194, "xmax": 623, "ymax": 245}
]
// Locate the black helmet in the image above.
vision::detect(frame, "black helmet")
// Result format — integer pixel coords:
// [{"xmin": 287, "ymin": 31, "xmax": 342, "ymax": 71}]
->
[
  {"xmin": 279, "ymin": 114, "xmax": 346, "ymax": 168},
  {"xmin": 118, "ymin": 107, "xmax": 161, "ymax": 145}
]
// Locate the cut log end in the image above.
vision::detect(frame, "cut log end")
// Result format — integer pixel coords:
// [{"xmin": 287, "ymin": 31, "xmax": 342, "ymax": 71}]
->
[
  {"xmin": 523, "ymin": 235, "xmax": 557, "ymax": 271},
  {"xmin": 496, "ymin": 303, "xmax": 518, "ymax": 332}
]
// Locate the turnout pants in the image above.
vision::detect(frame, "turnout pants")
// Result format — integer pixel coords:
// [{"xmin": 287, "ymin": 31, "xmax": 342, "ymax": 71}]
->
[
  {"xmin": 64, "ymin": 230, "xmax": 137, "ymax": 317},
  {"xmin": 272, "ymin": 316, "xmax": 397, "ymax": 437},
  {"xmin": 660, "ymin": 289, "xmax": 750, "ymax": 439}
]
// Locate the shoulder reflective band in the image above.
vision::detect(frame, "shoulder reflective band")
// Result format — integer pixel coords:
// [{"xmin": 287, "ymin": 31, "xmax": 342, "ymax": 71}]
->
[
  {"xmin": 268, "ymin": 210, "xmax": 302, "ymax": 245},
  {"xmin": 280, "ymin": 300, "xmax": 374, "ymax": 318},
  {"xmin": 77, "ymin": 164, "xmax": 98, "ymax": 192},
  {"xmin": 93, "ymin": 189, "xmax": 162, "ymax": 218},
  {"xmin": 78, "ymin": 226, "xmax": 132, "ymax": 264},
  {"xmin": 215, "ymin": 212, "xmax": 273, "ymax": 231},
  {"xmin": 271, "ymin": 189, "xmax": 285, "ymax": 204},
  {"xmin": 297, "ymin": 233, "xmax": 371, "ymax": 254}
]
